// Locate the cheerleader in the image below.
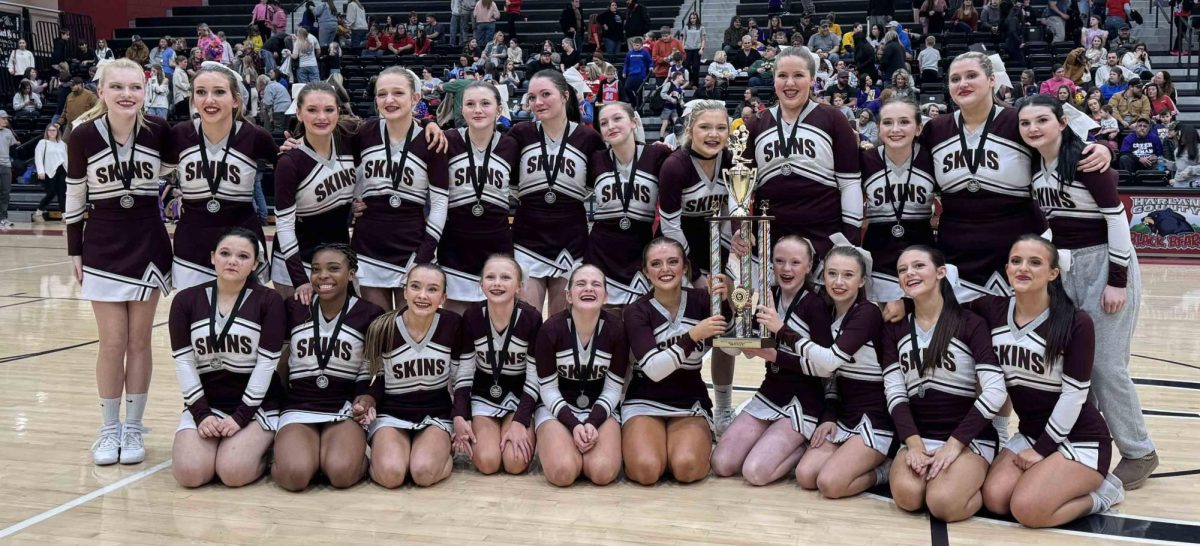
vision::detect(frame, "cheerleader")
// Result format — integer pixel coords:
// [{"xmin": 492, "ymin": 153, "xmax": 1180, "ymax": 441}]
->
[
  {"xmin": 860, "ymin": 97, "xmax": 936, "ymax": 302},
  {"xmin": 272, "ymin": 244, "xmax": 384, "ymax": 491},
  {"xmin": 711, "ymin": 236, "xmax": 829, "ymax": 486},
  {"xmin": 790, "ymin": 244, "xmax": 892, "ymax": 498},
  {"xmin": 1015, "ymin": 95, "xmax": 1157, "ymax": 489},
  {"xmin": 734, "ymin": 46, "xmax": 863, "ymax": 261},
  {"xmin": 270, "ymin": 82, "xmax": 358, "ymax": 303},
  {"xmin": 533, "ymin": 264, "xmax": 628, "ymax": 486},
  {"xmin": 921, "ymin": 51, "xmax": 1111, "ymax": 301},
  {"xmin": 170, "ymin": 228, "xmax": 283, "ymax": 487},
  {"xmin": 656, "ymin": 99, "xmax": 738, "ymax": 432},
  {"xmin": 361, "ymin": 264, "xmax": 459, "ymax": 488},
  {"xmin": 587, "ymin": 101, "xmax": 672, "ymax": 305},
  {"xmin": 452, "ymin": 255, "xmax": 542, "ymax": 475},
  {"xmin": 509, "ymin": 69, "xmax": 605, "ymax": 315},
  {"xmin": 971, "ymin": 236, "xmax": 1124, "ymax": 528},
  {"xmin": 352, "ymin": 67, "xmax": 449, "ymax": 310},
  {"xmin": 622, "ymin": 238, "xmax": 728, "ymax": 485},
  {"xmin": 65, "ymin": 58, "xmax": 173, "ymax": 465},
  {"xmin": 165, "ymin": 64, "xmax": 279, "ymax": 290},
  {"xmin": 882, "ymin": 246, "xmax": 1007, "ymax": 522},
  {"xmin": 440, "ymin": 82, "xmax": 519, "ymax": 311}
]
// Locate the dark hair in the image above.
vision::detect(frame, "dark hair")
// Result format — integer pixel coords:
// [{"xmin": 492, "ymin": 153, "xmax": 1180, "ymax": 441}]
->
[
  {"xmin": 294, "ymin": 81, "xmax": 348, "ymax": 141},
  {"xmin": 1179, "ymin": 123, "xmax": 1199, "ymax": 161},
  {"xmin": 462, "ymin": 80, "xmax": 503, "ymax": 105},
  {"xmin": 311, "ymin": 242, "xmax": 358, "ymax": 273},
  {"xmin": 900, "ymin": 245, "xmax": 961, "ymax": 375},
  {"xmin": 1011, "ymin": 234, "xmax": 1076, "ymax": 361},
  {"xmin": 406, "ymin": 262, "xmax": 448, "ymax": 291},
  {"xmin": 216, "ymin": 227, "xmax": 262, "ymax": 262},
  {"xmin": 880, "ymin": 95, "xmax": 922, "ymax": 122},
  {"xmin": 1016, "ymin": 94, "xmax": 1083, "ymax": 190},
  {"xmin": 530, "ymin": 69, "xmax": 581, "ymax": 122},
  {"xmin": 641, "ymin": 236, "xmax": 689, "ymax": 273}
]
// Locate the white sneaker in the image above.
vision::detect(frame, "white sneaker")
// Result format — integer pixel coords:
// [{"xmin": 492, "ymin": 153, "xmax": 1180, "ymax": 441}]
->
[
  {"xmin": 714, "ymin": 407, "xmax": 734, "ymax": 439},
  {"xmin": 32, "ymin": 210, "xmax": 44, "ymax": 223},
  {"xmin": 119, "ymin": 422, "xmax": 147, "ymax": 464},
  {"xmin": 92, "ymin": 423, "xmax": 122, "ymax": 465}
]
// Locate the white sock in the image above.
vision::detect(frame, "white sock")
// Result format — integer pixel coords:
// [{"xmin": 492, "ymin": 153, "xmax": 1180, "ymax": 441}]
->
[
  {"xmin": 873, "ymin": 459, "xmax": 891, "ymax": 486},
  {"xmin": 125, "ymin": 393, "xmax": 148, "ymax": 427},
  {"xmin": 100, "ymin": 397, "xmax": 121, "ymax": 426},
  {"xmin": 713, "ymin": 384, "xmax": 732, "ymax": 412},
  {"xmin": 1089, "ymin": 473, "xmax": 1126, "ymax": 514},
  {"xmin": 993, "ymin": 415, "xmax": 1011, "ymax": 444},
  {"xmin": 1088, "ymin": 492, "xmax": 1105, "ymax": 515}
]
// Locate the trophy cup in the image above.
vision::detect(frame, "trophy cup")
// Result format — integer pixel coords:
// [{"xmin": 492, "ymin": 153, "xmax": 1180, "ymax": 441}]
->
[{"xmin": 708, "ymin": 125, "xmax": 775, "ymax": 349}]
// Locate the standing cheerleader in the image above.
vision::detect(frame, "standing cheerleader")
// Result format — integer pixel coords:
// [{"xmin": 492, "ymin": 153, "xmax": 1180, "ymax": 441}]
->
[
  {"xmin": 656, "ymin": 100, "xmax": 738, "ymax": 432},
  {"xmin": 509, "ymin": 69, "xmax": 604, "ymax": 315},
  {"xmin": 534, "ymin": 264, "xmax": 628, "ymax": 486},
  {"xmin": 587, "ymin": 101, "xmax": 672, "ymax": 304},
  {"xmin": 170, "ymin": 228, "xmax": 284, "ymax": 487},
  {"xmin": 361, "ymin": 264, "xmax": 459, "ymax": 488},
  {"xmin": 65, "ymin": 58, "xmax": 173, "ymax": 465},
  {"xmin": 1016, "ymin": 94, "xmax": 1157, "ymax": 489},
  {"xmin": 272, "ymin": 244, "xmax": 384, "ymax": 491},
  {"xmin": 452, "ymin": 255, "xmax": 542, "ymax": 475},
  {"xmin": 736, "ymin": 46, "xmax": 863, "ymax": 260},
  {"xmin": 270, "ymin": 82, "xmax": 358, "ymax": 302},
  {"xmin": 922, "ymin": 51, "xmax": 1110, "ymax": 300},
  {"xmin": 711, "ymin": 236, "xmax": 830, "ymax": 486},
  {"xmin": 860, "ymin": 98, "xmax": 936, "ymax": 302},
  {"xmin": 882, "ymin": 246, "xmax": 1007, "ymax": 522},
  {"xmin": 973, "ymin": 236, "xmax": 1125, "ymax": 528},
  {"xmin": 352, "ymin": 68, "xmax": 449, "ymax": 310},
  {"xmin": 165, "ymin": 64, "xmax": 279, "ymax": 290},
  {"xmin": 791, "ymin": 244, "xmax": 892, "ymax": 498},
  {"xmin": 622, "ymin": 238, "xmax": 727, "ymax": 485},
  {"xmin": 440, "ymin": 82, "xmax": 519, "ymax": 311}
]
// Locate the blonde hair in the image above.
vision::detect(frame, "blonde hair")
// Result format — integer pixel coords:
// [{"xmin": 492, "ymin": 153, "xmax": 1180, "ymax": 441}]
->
[
  {"xmin": 679, "ymin": 99, "xmax": 729, "ymax": 150},
  {"xmin": 76, "ymin": 58, "xmax": 150, "ymax": 129}
]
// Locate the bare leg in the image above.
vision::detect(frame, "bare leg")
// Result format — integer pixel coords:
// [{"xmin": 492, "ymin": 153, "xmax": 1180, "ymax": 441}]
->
[
  {"xmin": 499, "ymin": 413, "xmax": 536, "ymax": 474},
  {"xmin": 982, "ymin": 448, "xmax": 1023, "ymax": 516},
  {"xmin": 924, "ymin": 451, "xmax": 989, "ymax": 522},
  {"xmin": 370, "ymin": 427, "xmax": 412, "ymax": 488},
  {"xmin": 711, "ymin": 411, "xmax": 771, "ymax": 477},
  {"xmin": 409, "ymin": 427, "xmax": 453, "ymax": 487},
  {"xmin": 890, "ymin": 447, "xmax": 929, "ymax": 512},
  {"xmin": 536, "ymin": 420, "xmax": 583, "ymax": 486},
  {"xmin": 92, "ymin": 302, "xmax": 130, "ymax": 399},
  {"xmin": 1009, "ymin": 454, "xmax": 1104, "ymax": 528},
  {"xmin": 545, "ymin": 276, "xmax": 569, "ymax": 316},
  {"xmin": 665, "ymin": 416, "xmax": 712, "ymax": 483},
  {"xmin": 172, "ymin": 428, "xmax": 219, "ymax": 487},
  {"xmin": 272, "ymin": 423, "xmax": 321, "ymax": 491},
  {"xmin": 471, "ymin": 415, "xmax": 504, "ymax": 474},
  {"xmin": 213, "ymin": 423, "xmax": 276, "ymax": 487},
  {"xmin": 622, "ymin": 416, "xmax": 668, "ymax": 485},
  {"xmin": 520, "ymin": 277, "xmax": 547, "ymax": 316},
  {"xmin": 123, "ymin": 293, "xmax": 160, "ymax": 395},
  {"xmin": 321, "ymin": 419, "xmax": 368, "ymax": 488},
  {"xmin": 740, "ymin": 418, "xmax": 806, "ymax": 486},
  {"xmin": 581, "ymin": 417, "xmax": 621, "ymax": 485},
  {"xmin": 795, "ymin": 441, "xmax": 838, "ymax": 490},
  {"xmin": 815, "ymin": 436, "xmax": 887, "ymax": 498}
]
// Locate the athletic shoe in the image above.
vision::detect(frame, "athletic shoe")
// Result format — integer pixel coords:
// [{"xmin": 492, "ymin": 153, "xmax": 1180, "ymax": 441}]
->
[
  {"xmin": 1112, "ymin": 450, "xmax": 1158, "ymax": 490},
  {"xmin": 714, "ymin": 406, "xmax": 734, "ymax": 439},
  {"xmin": 0, "ymin": 219, "xmax": 14, "ymax": 229},
  {"xmin": 92, "ymin": 423, "xmax": 122, "ymax": 465},
  {"xmin": 32, "ymin": 210, "xmax": 44, "ymax": 223},
  {"xmin": 119, "ymin": 422, "xmax": 147, "ymax": 464}
]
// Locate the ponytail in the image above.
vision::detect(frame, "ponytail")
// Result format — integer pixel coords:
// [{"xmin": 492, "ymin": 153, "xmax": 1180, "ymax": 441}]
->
[
  {"xmin": 1013, "ymin": 234, "xmax": 1077, "ymax": 362},
  {"xmin": 903, "ymin": 245, "xmax": 961, "ymax": 375},
  {"xmin": 364, "ymin": 310, "xmax": 400, "ymax": 379}
]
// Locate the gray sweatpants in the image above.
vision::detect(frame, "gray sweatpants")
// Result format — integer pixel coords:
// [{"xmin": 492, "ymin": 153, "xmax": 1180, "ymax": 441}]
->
[
  {"xmin": 1062, "ymin": 244, "xmax": 1155, "ymax": 459},
  {"xmin": 0, "ymin": 165, "xmax": 11, "ymax": 221}
]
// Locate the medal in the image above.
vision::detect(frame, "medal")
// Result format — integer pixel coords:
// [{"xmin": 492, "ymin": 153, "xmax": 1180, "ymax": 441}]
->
[
  {"xmin": 464, "ymin": 129, "xmax": 497, "ymax": 216},
  {"xmin": 537, "ymin": 122, "xmax": 571, "ymax": 207},
  {"xmin": 489, "ymin": 384, "xmax": 503, "ymax": 398},
  {"xmin": 891, "ymin": 224, "xmax": 906, "ymax": 238},
  {"xmin": 206, "ymin": 199, "xmax": 221, "ymax": 213},
  {"xmin": 316, "ymin": 374, "xmax": 330, "ymax": 389},
  {"xmin": 956, "ymin": 108, "xmax": 996, "ymax": 196},
  {"xmin": 104, "ymin": 115, "xmax": 140, "ymax": 212},
  {"xmin": 769, "ymin": 364, "xmax": 779, "ymax": 374},
  {"xmin": 576, "ymin": 394, "xmax": 589, "ymax": 407},
  {"xmin": 384, "ymin": 122, "xmax": 416, "ymax": 208},
  {"xmin": 196, "ymin": 119, "xmax": 238, "ymax": 215},
  {"xmin": 483, "ymin": 303, "xmax": 520, "ymax": 406},
  {"xmin": 967, "ymin": 179, "xmax": 981, "ymax": 192},
  {"xmin": 781, "ymin": 164, "xmax": 792, "ymax": 176},
  {"xmin": 389, "ymin": 193, "xmax": 402, "ymax": 208},
  {"xmin": 619, "ymin": 217, "xmax": 632, "ymax": 230},
  {"xmin": 209, "ymin": 356, "xmax": 223, "ymax": 370},
  {"xmin": 773, "ymin": 103, "xmax": 812, "ymax": 179},
  {"xmin": 610, "ymin": 145, "xmax": 641, "ymax": 232},
  {"xmin": 119, "ymin": 194, "xmax": 135, "ymax": 208},
  {"xmin": 567, "ymin": 317, "xmax": 602, "ymax": 410},
  {"xmin": 544, "ymin": 191, "xmax": 558, "ymax": 204},
  {"xmin": 471, "ymin": 202, "xmax": 485, "ymax": 217},
  {"xmin": 206, "ymin": 284, "xmax": 249, "ymax": 377},
  {"xmin": 311, "ymin": 295, "xmax": 352, "ymax": 394}
]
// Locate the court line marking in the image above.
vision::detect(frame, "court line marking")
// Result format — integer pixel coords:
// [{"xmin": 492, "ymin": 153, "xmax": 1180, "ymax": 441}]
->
[
  {"xmin": 0, "ymin": 459, "xmax": 173, "ymax": 540},
  {"xmin": 0, "ymin": 298, "xmax": 46, "ymax": 310},
  {"xmin": 0, "ymin": 260, "xmax": 69, "ymax": 274}
]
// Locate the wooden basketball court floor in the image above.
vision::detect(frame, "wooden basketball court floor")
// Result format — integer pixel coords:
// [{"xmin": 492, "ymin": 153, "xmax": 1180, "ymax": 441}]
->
[{"xmin": 0, "ymin": 225, "xmax": 1198, "ymax": 545}]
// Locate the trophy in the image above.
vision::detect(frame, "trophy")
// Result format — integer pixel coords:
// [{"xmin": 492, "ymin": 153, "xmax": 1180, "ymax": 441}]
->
[{"xmin": 708, "ymin": 125, "xmax": 775, "ymax": 349}]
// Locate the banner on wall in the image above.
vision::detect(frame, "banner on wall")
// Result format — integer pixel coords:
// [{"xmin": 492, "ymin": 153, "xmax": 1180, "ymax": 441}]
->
[{"xmin": 1122, "ymin": 189, "xmax": 1200, "ymax": 259}]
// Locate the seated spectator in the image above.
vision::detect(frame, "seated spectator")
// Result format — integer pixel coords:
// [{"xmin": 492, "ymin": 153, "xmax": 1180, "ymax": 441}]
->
[
  {"xmin": 748, "ymin": 46, "xmax": 778, "ymax": 87},
  {"xmin": 862, "ymin": 87, "xmax": 893, "ymax": 118},
  {"xmin": 1118, "ymin": 117, "xmax": 1164, "ymax": 171},
  {"xmin": 917, "ymin": 35, "xmax": 941, "ymax": 83},
  {"xmin": 1110, "ymin": 79, "xmax": 1151, "ymax": 126},
  {"xmin": 1108, "ymin": 24, "xmax": 1135, "ymax": 55},
  {"xmin": 412, "ymin": 30, "xmax": 434, "ymax": 56},
  {"xmin": 11, "ymin": 79, "xmax": 40, "ymax": 118},
  {"xmin": 364, "ymin": 27, "xmax": 387, "ymax": 56},
  {"xmin": 449, "ymin": 55, "xmax": 474, "ymax": 79},
  {"xmin": 1171, "ymin": 123, "xmax": 1200, "ymax": 187},
  {"xmin": 856, "ymin": 108, "xmax": 878, "ymax": 142},
  {"xmin": 708, "ymin": 50, "xmax": 738, "ymax": 88},
  {"xmin": 1096, "ymin": 53, "xmax": 1135, "ymax": 93},
  {"xmin": 390, "ymin": 27, "xmax": 416, "ymax": 55},
  {"xmin": 808, "ymin": 20, "xmax": 840, "ymax": 62},
  {"xmin": 951, "ymin": 0, "xmax": 980, "ymax": 31},
  {"xmin": 484, "ymin": 32, "xmax": 508, "ymax": 67},
  {"xmin": 528, "ymin": 50, "xmax": 558, "ymax": 73},
  {"xmin": 888, "ymin": 68, "xmax": 917, "ymax": 99},
  {"xmin": 1039, "ymin": 66, "xmax": 1079, "ymax": 96},
  {"xmin": 857, "ymin": 74, "xmax": 882, "ymax": 106},
  {"xmin": 507, "ymin": 39, "xmax": 524, "ymax": 65},
  {"xmin": 426, "ymin": 15, "xmax": 445, "ymax": 42},
  {"xmin": 694, "ymin": 73, "xmax": 724, "ymax": 100},
  {"xmin": 824, "ymin": 70, "xmax": 855, "ymax": 104},
  {"xmin": 729, "ymin": 34, "xmax": 761, "ymax": 71},
  {"xmin": 1064, "ymin": 48, "xmax": 1089, "ymax": 85},
  {"xmin": 462, "ymin": 37, "xmax": 483, "ymax": 62},
  {"xmin": 1084, "ymin": 36, "xmax": 1107, "ymax": 73},
  {"xmin": 1122, "ymin": 42, "xmax": 1152, "ymax": 78},
  {"xmin": 1146, "ymin": 82, "xmax": 1178, "ymax": 118},
  {"xmin": 722, "ymin": 15, "xmax": 746, "ymax": 55},
  {"xmin": 979, "ymin": 0, "xmax": 1003, "ymax": 31}
]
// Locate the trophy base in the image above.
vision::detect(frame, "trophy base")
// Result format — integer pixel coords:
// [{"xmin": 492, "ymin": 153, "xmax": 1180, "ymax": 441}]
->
[{"xmin": 712, "ymin": 337, "xmax": 777, "ymax": 349}]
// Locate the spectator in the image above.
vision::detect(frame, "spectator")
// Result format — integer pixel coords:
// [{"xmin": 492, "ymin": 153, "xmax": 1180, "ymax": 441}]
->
[
  {"xmin": 852, "ymin": 29, "xmax": 878, "ymax": 83},
  {"xmin": 1155, "ymin": 71, "xmax": 1178, "ymax": 102},
  {"xmin": 250, "ymin": 0, "xmax": 272, "ymax": 36},
  {"xmin": 1110, "ymin": 79, "xmax": 1151, "ymax": 126},
  {"xmin": 622, "ymin": 36, "xmax": 653, "ymax": 110},
  {"xmin": 560, "ymin": 0, "xmax": 585, "ymax": 46},
  {"xmin": 483, "ymin": 31, "xmax": 508, "ymax": 67},
  {"xmin": 439, "ymin": 68, "xmax": 481, "ymax": 125},
  {"xmin": 1040, "ymin": 66, "xmax": 1080, "ymax": 96},
  {"xmin": 11, "ymin": 80, "xmax": 40, "ymax": 118},
  {"xmin": 682, "ymin": 12, "xmax": 705, "ymax": 87},
  {"xmin": 1064, "ymin": 48, "xmax": 1089, "ymax": 85},
  {"xmin": 451, "ymin": 0, "xmax": 473, "ymax": 46},
  {"xmin": 857, "ymin": 74, "xmax": 882, "ymax": 105},
  {"xmin": 879, "ymin": 30, "xmax": 906, "ymax": 82},
  {"xmin": 94, "ymin": 39, "xmax": 116, "ymax": 64},
  {"xmin": 952, "ymin": 0, "xmax": 981, "ymax": 31},
  {"xmin": 597, "ymin": 1, "xmax": 625, "ymax": 54},
  {"xmin": 1146, "ymin": 83, "xmax": 1178, "ymax": 118},
  {"xmin": 1108, "ymin": 23, "xmax": 1134, "ymax": 53},
  {"xmin": 216, "ymin": 32, "xmax": 236, "ymax": 65},
  {"xmin": 196, "ymin": 24, "xmax": 224, "ymax": 61},
  {"xmin": 1118, "ymin": 117, "xmax": 1164, "ymax": 171},
  {"xmin": 824, "ymin": 69, "xmax": 855, "ymax": 102},
  {"xmin": 650, "ymin": 27, "xmax": 684, "ymax": 78},
  {"xmin": 257, "ymin": 74, "xmax": 290, "ymax": 133},
  {"xmin": 657, "ymin": 71, "xmax": 684, "ymax": 137},
  {"xmin": 1091, "ymin": 102, "xmax": 1121, "ymax": 145},
  {"xmin": 808, "ymin": 20, "xmax": 841, "ymax": 61},
  {"xmin": 32, "ymin": 123, "xmax": 66, "ymax": 223},
  {"xmin": 474, "ymin": 0, "xmax": 500, "ymax": 45},
  {"xmin": 748, "ymin": 46, "xmax": 778, "ymax": 87},
  {"xmin": 507, "ymin": 39, "xmax": 524, "ymax": 65},
  {"xmin": 561, "ymin": 37, "xmax": 582, "ymax": 71},
  {"xmin": 746, "ymin": 18, "xmax": 766, "ymax": 46},
  {"xmin": 1170, "ymin": 123, "xmax": 1200, "ymax": 186},
  {"xmin": 24, "ymin": 68, "xmax": 48, "ymax": 96},
  {"xmin": 766, "ymin": 16, "xmax": 789, "ymax": 41},
  {"xmin": 1096, "ymin": 51, "xmax": 1135, "ymax": 87},
  {"xmin": 363, "ymin": 27, "xmax": 386, "ymax": 56},
  {"xmin": 145, "ymin": 65, "xmax": 170, "ymax": 118},
  {"xmin": 1100, "ymin": 69, "xmax": 1128, "ymax": 103},
  {"xmin": 1054, "ymin": 85, "xmax": 1075, "ymax": 106},
  {"xmin": 345, "ymin": 0, "xmax": 368, "ymax": 47},
  {"xmin": 1081, "ymin": 15, "xmax": 1109, "ymax": 48},
  {"xmin": 693, "ymin": 73, "xmax": 723, "ymax": 100},
  {"xmin": 406, "ymin": 11, "xmax": 424, "ymax": 36},
  {"xmin": 1122, "ymin": 42, "xmax": 1152, "ymax": 78},
  {"xmin": 1105, "ymin": 0, "xmax": 1131, "ymax": 34},
  {"xmin": 324, "ymin": 41, "xmax": 344, "ymax": 75},
  {"xmin": 1000, "ymin": 1, "xmax": 1025, "ymax": 66},
  {"xmin": 625, "ymin": 0, "xmax": 651, "ymax": 41},
  {"xmin": 856, "ymin": 109, "xmax": 878, "ymax": 142},
  {"xmin": 795, "ymin": 14, "xmax": 818, "ymax": 43},
  {"xmin": 6, "ymin": 38, "xmax": 33, "ymax": 77},
  {"xmin": 889, "ymin": 68, "xmax": 917, "ymax": 99},
  {"xmin": 980, "ymin": 0, "xmax": 1003, "ymax": 31},
  {"xmin": 528, "ymin": 50, "xmax": 557, "ymax": 73},
  {"xmin": 1084, "ymin": 36, "xmax": 1107, "ymax": 73},
  {"xmin": 1040, "ymin": 0, "xmax": 1070, "ymax": 43},
  {"xmin": 151, "ymin": 38, "xmax": 172, "ymax": 69},
  {"xmin": 292, "ymin": 27, "xmax": 321, "ymax": 82},
  {"xmin": 62, "ymin": 77, "xmax": 97, "ymax": 129},
  {"xmin": 730, "ymin": 34, "xmax": 761, "ymax": 70},
  {"xmin": 51, "ymin": 28, "xmax": 70, "ymax": 65},
  {"xmin": 0, "ymin": 111, "xmax": 16, "ymax": 229},
  {"xmin": 311, "ymin": 0, "xmax": 340, "ymax": 46},
  {"xmin": 448, "ymin": 55, "xmax": 472, "ymax": 79},
  {"xmin": 1172, "ymin": 0, "xmax": 1193, "ymax": 55},
  {"xmin": 707, "ymin": 49, "xmax": 737, "ymax": 89},
  {"xmin": 462, "ymin": 35, "xmax": 484, "ymax": 61},
  {"xmin": 125, "ymin": 35, "xmax": 150, "ymax": 66},
  {"xmin": 73, "ymin": 42, "xmax": 94, "ymax": 72},
  {"xmin": 171, "ymin": 57, "xmax": 191, "ymax": 117},
  {"xmin": 426, "ymin": 15, "xmax": 445, "ymax": 42},
  {"xmin": 917, "ymin": 35, "xmax": 941, "ymax": 83},
  {"xmin": 722, "ymin": 16, "xmax": 745, "ymax": 55},
  {"xmin": 503, "ymin": 0, "xmax": 526, "ymax": 44},
  {"xmin": 920, "ymin": 0, "xmax": 949, "ymax": 34}
]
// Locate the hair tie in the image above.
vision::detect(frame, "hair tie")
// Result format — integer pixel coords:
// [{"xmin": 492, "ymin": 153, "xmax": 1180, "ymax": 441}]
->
[
  {"xmin": 1040, "ymin": 229, "xmax": 1073, "ymax": 272},
  {"xmin": 828, "ymin": 233, "xmax": 875, "ymax": 292}
]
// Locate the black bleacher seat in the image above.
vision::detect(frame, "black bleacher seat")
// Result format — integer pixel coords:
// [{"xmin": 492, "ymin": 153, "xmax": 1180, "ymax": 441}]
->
[{"xmin": 1134, "ymin": 170, "xmax": 1169, "ymax": 187}]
